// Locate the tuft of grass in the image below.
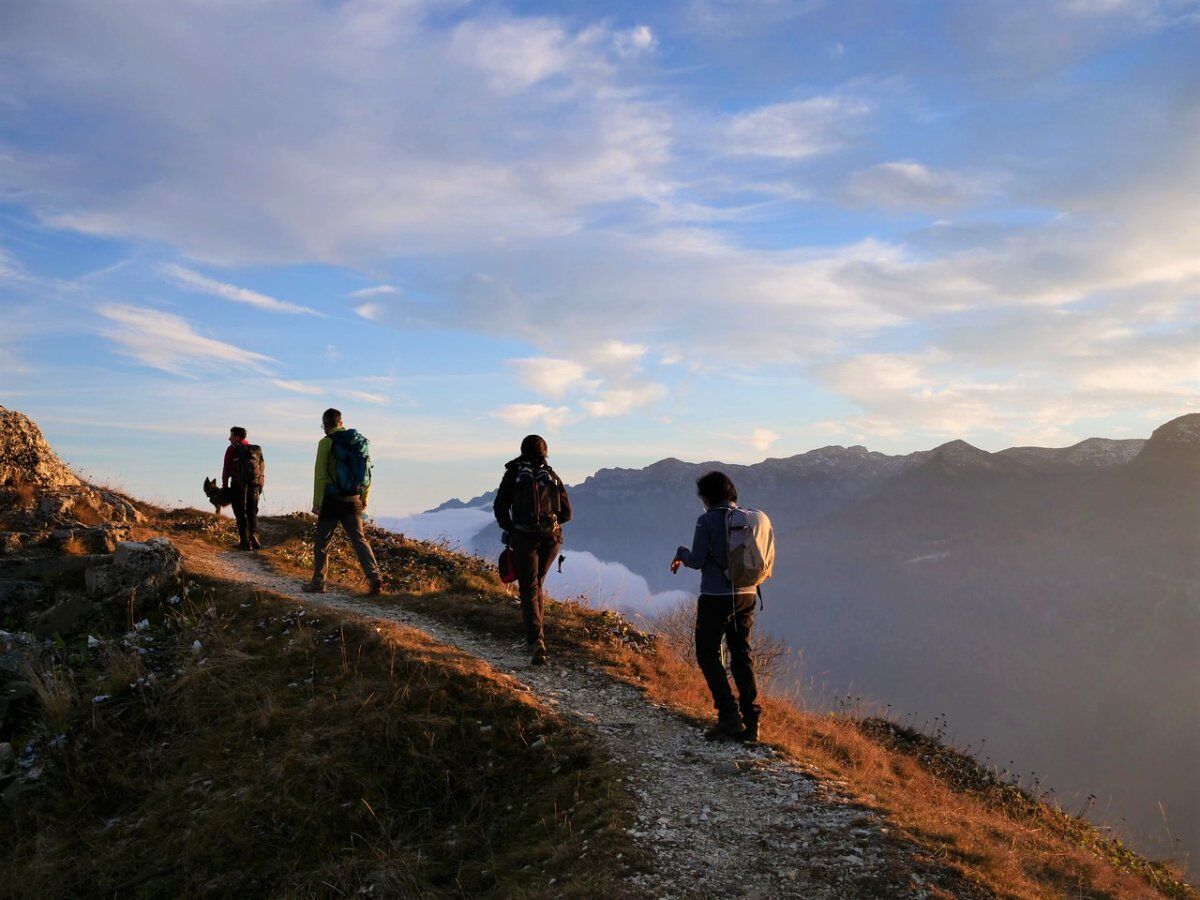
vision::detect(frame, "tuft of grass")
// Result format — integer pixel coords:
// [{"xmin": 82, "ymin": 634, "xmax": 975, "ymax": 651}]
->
[
  {"xmin": 250, "ymin": 514, "xmax": 1194, "ymax": 899},
  {"xmin": 20, "ymin": 659, "xmax": 76, "ymax": 736},
  {"xmin": 60, "ymin": 534, "xmax": 88, "ymax": 556},
  {"xmin": 5, "ymin": 476, "xmax": 36, "ymax": 510}
]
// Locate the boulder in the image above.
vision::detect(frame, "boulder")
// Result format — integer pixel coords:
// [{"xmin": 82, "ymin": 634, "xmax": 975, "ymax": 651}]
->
[
  {"xmin": 0, "ymin": 554, "xmax": 108, "ymax": 581},
  {"xmin": 32, "ymin": 593, "xmax": 95, "ymax": 638}
]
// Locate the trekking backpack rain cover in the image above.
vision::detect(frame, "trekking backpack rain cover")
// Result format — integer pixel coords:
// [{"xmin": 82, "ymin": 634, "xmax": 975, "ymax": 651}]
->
[
  {"xmin": 329, "ymin": 430, "xmax": 372, "ymax": 496},
  {"xmin": 512, "ymin": 461, "xmax": 563, "ymax": 533},
  {"xmin": 726, "ymin": 508, "xmax": 775, "ymax": 590},
  {"xmin": 238, "ymin": 444, "xmax": 266, "ymax": 488}
]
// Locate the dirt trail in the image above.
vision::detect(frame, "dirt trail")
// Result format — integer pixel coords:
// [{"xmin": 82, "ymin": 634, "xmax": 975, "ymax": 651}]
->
[{"xmin": 202, "ymin": 548, "xmax": 931, "ymax": 899}]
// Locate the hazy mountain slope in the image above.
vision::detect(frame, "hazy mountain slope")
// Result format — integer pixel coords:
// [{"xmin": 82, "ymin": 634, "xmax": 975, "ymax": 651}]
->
[{"xmin": 422, "ymin": 418, "xmax": 1198, "ymax": 862}]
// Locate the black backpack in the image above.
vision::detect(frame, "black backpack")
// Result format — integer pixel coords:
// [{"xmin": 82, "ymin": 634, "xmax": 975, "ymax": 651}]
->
[
  {"xmin": 512, "ymin": 461, "xmax": 563, "ymax": 533},
  {"xmin": 237, "ymin": 444, "xmax": 266, "ymax": 488}
]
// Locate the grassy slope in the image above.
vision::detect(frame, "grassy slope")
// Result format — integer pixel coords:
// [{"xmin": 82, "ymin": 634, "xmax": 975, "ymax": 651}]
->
[
  {"xmin": 0, "ymin": 563, "xmax": 639, "ymax": 897},
  {"xmin": 243, "ymin": 510, "xmax": 1193, "ymax": 900}
]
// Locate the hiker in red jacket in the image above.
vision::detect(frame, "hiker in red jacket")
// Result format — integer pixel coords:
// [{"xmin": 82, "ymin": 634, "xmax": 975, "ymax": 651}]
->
[{"xmin": 222, "ymin": 426, "xmax": 264, "ymax": 551}]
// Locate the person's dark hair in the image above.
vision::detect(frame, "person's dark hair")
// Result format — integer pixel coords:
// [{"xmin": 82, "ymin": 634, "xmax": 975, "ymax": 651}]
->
[
  {"xmin": 696, "ymin": 470, "xmax": 737, "ymax": 506},
  {"xmin": 322, "ymin": 408, "xmax": 343, "ymax": 428},
  {"xmin": 520, "ymin": 434, "xmax": 548, "ymax": 462},
  {"xmin": 229, "ymin": 426, "xmax": 247, "ymax": 440}
]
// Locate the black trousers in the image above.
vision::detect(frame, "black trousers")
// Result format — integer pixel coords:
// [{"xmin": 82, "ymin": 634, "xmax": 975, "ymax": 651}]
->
[
  {"xmin": 229, "ymin": 483, "xmax": 260, "ymax": 545},
  {"xmin": 695, "ymin": 592, "xmax": 761, "ymax": 721},
  {"xmin": 509, "ymin": 531, "xmax": 560, "ymax": 646},
  {"xmin": 313, "ymin": 496, "xmax": 381, "ymax": 586}
]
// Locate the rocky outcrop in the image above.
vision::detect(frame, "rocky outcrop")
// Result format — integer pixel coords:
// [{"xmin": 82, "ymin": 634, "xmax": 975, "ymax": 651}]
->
[
  {"xmin": 0, "ymin": 539, "xmax": 181, "ymax": 638},
  {"xmin": 0, "ymin": 406, "xmax": 82, "ymax": 490}
]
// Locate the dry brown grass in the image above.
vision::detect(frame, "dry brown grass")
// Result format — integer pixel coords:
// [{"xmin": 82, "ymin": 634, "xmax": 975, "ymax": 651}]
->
[
  {"xmin": 244, "ymin": 514, "xmax": 1192, "ymax": 899},
  {"xmin": 59, "ymin": 533, "xmax": 88, "ymax": 556},
  {"xmin": 20, "ymin": 659, "xmax": 76, "ymax": 736},
  {"xmin": 5, "ymin": 476, "xmax": 36, "ymax": 510},
  {"xmin": 0, "ymin": 574, "xmax": 640, "ymax": 898}
]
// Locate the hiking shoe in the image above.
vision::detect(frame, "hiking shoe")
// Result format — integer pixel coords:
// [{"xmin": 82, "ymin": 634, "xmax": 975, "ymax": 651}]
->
[
  {"xmin": 737, "ymin": 719, "xmax": 760, "ymax": 744},
  {"xmin": 366, "ymin": 581, "xmax": 384, "ymax": 597},
  {"xmin": 704, "ymin": 715, "xmax": 744, "ymax": 742},
  {"xmin": 237, "ymin": 542, "xmax": 252, "ymax": 551},
  {"xmin": 531, "ymin": 642, "xmax": 549, "ymax": 666},
  {"xmin": 300, "ymin": 582, "xmax": 326, "ymax": 594},
  {"xmin": 249, "ymin": 536, "xmax": 262, "ymax": 550}
]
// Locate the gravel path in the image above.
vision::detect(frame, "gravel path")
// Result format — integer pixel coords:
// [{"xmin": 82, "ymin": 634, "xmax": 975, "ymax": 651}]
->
[{"xmin": 208, "ymin": 549, "xmax": 932, "ymax": 899}]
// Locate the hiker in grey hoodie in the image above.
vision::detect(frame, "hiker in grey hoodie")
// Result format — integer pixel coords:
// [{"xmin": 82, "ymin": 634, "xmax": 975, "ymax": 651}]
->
[{"xmin": 671, "ymin": 470, "xmax": 761, "ymax": 742}]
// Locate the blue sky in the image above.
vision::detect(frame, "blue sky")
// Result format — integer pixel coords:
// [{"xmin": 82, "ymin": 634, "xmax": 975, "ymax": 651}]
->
[{"xmin": 1, "ymin": 0, "xmax": 1197, "ymax": 515}]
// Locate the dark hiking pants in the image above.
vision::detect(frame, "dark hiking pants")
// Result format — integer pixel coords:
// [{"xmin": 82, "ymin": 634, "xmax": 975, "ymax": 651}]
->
[
  {"xmin": 230, "ymin": 483, "xmax": 260, "ymax": 546},
  {"xmin": 313, "ymin": 496, "xmax": 381, "ymax": 587},
  {"xmin": 510, "ymin": 532, "xmax": 560, "ymax": 646},
  {"xmin": 695, "ymin": 592, "xmax": 761, "ymax": 722}
]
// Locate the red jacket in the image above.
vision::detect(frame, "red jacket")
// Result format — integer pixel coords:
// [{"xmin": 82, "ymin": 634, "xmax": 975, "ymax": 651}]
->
[{"xmin": 222, "ymin": 440, "xmax": 262, "ymax": 487}]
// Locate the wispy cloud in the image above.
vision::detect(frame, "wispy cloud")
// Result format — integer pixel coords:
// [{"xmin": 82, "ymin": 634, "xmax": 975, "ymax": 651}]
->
[
  {"xmin": 163, "ymin": 264, "xmax": 318, "ymax": 315},
  {"xmin": 271, "ymin": 379, "xmax": 324, "ymax": 395},
  {"xmin": 348, "ymin": 285, "xmax": 398, "ymax": 298},
  {"xmin": 98, "ymin": 304, "xmax": 274, "ymax": 375},
  {"xmin": 846, "ymin": 161, "xmax": 999, "ymax": 211}
]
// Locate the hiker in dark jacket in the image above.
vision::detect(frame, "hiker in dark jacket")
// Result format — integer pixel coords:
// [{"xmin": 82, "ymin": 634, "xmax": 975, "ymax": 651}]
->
[
  {"xmin": 222, "ymin": 426, "xmax": 262, "ymax": 551},
  {"xmin": 671, "ymin": 470, "xmax": 761, "ymax": 742},
  {"xmin": 302, "ymin": 408, "xmax": 383, "ymax": 596},
  {"xmin": 493, "ymin": 435, "xmax": 572, "ymax": 666}
]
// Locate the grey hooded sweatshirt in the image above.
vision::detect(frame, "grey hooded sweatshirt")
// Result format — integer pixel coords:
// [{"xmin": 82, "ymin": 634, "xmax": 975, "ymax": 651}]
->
[{"xmin": 676, "ymin": 502, "xmax": 757, "ymax": 596}]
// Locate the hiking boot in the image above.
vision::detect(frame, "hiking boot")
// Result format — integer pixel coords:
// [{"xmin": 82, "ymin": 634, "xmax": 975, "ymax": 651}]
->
[
  {"xmin": 237, "ymin": 541, "xmax": 252, "ymax": 551},
  {"xmin": 366, "ymin": 580, "xmax": 384, "ymax": 597},
  {"xmin": 531, "ymin": 642, "xmax": 549, "ymax": 666},
  {"xmin": 300, "ymin": 581, "xmax": 326, "ymax": 594},
  {"xmin": 737, "ymin": 718, "xmax": 760, "ymax": 744},
  {"xmin": 704, "ymin": 714, "xmax": 744, "ymax": 742},
  {"xmin": 249, "ymin": 535, "xmax": 261, "ymax": 550}
]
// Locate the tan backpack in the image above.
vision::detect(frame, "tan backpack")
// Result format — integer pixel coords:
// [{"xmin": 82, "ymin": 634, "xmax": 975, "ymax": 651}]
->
[{"xmin": 726, "ymin": 507, "xmax": 775, "ymax": 591}]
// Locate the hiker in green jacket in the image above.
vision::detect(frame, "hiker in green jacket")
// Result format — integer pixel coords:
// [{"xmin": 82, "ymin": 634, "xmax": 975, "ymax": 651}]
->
[{"xmin": 302, "ymin": 407, "xmax": 383, "ymax": 596}]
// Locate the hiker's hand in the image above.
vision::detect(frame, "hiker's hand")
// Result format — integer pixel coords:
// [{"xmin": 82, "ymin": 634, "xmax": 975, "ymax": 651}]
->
[{"xmin": 670, "ymin": 558, "xmax": 682, "ymax": 574}]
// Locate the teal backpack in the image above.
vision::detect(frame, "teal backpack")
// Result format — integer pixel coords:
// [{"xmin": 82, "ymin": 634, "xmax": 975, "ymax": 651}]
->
[{"xmin": 327, "ymin": 429, "xmax": 372, "ymax": 496}]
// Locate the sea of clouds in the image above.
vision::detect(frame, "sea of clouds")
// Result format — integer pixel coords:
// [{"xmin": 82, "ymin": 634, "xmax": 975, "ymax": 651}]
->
[{"xmin": 376, "ymin": 507, "xmax": 691, "ymax": 620}]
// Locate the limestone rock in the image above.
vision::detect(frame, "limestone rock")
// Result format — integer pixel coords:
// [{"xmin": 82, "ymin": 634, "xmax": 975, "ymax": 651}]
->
[{"xmin": 0, "ymin": 406, "xmax": 82, "ymax": 490}]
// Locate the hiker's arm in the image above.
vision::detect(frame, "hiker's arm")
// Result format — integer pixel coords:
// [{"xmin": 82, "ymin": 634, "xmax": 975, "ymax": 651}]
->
[
  {"xmin": 221, "ymin": 446, "xmax": 236, "ymax": 488},
  {"xmin": 674, "ymin": 516, "xmax": 709, "ymax": 569},
  {"xmin": 493, "ymin": 470, "xmax": 515, "ymax": 532},
  {"xmin": 312, "ymin": 437, "xmax": 332, "ymax": 511},
  {"xmin": 557, "ymin": 479, "xmax": 572, "ymax": 525},
  {"xmin": 361, "ymin": 481, "xmax": 370, "ymax": 509}
]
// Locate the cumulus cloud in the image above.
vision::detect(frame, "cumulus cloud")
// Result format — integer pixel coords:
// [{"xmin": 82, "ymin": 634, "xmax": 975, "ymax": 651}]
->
[
  {"xmin": 98, "ymin": 304, "xmax": 274, "ymax": 376},
  {"xmin": 510, "ymin": 357, "xmax": 592, "ymax": 398},
  {"xmin": 580, "ymin": 382, "xmax": 668, "ymax": 417},
  {"xmin": 490, "ymin": 403, "xmax": 575, "ymax": 428},
  {"xmin": 355, "ymin": 302, "xmax": 387, "ymax": 322},
  {"xmin": 163, "ymin": 264, "xmax": 318, "ymax": 315}
]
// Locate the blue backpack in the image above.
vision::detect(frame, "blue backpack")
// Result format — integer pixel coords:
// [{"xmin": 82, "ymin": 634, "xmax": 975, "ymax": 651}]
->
[{"xmin": 327, "ymin": 429, "xmax": 372, "ymax": 496}]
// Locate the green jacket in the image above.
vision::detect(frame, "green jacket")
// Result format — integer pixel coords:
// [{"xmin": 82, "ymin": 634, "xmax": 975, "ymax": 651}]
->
[{"xmin": 313, "ymin": 427, "xmax": 371, "ymax": 508}]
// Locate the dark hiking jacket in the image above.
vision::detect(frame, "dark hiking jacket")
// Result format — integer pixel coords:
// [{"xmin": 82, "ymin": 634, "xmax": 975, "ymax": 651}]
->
[
  {"xmin": 676, "ymin": 503, "xmax": 756, "ymax": 596},
  {"xmin": 493, "ymin": 457, "xmax": 572, "ymax": 535}
]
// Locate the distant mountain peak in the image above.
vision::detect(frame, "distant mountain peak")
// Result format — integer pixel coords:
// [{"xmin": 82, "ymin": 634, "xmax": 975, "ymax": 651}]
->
[
  {"xmin": 1150, "ymin": 413, "xmax": 1200, "ymax": 445},
  {"xmin": 929, "ymin": 439, "xmax": 991, "ymax": 465}
]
